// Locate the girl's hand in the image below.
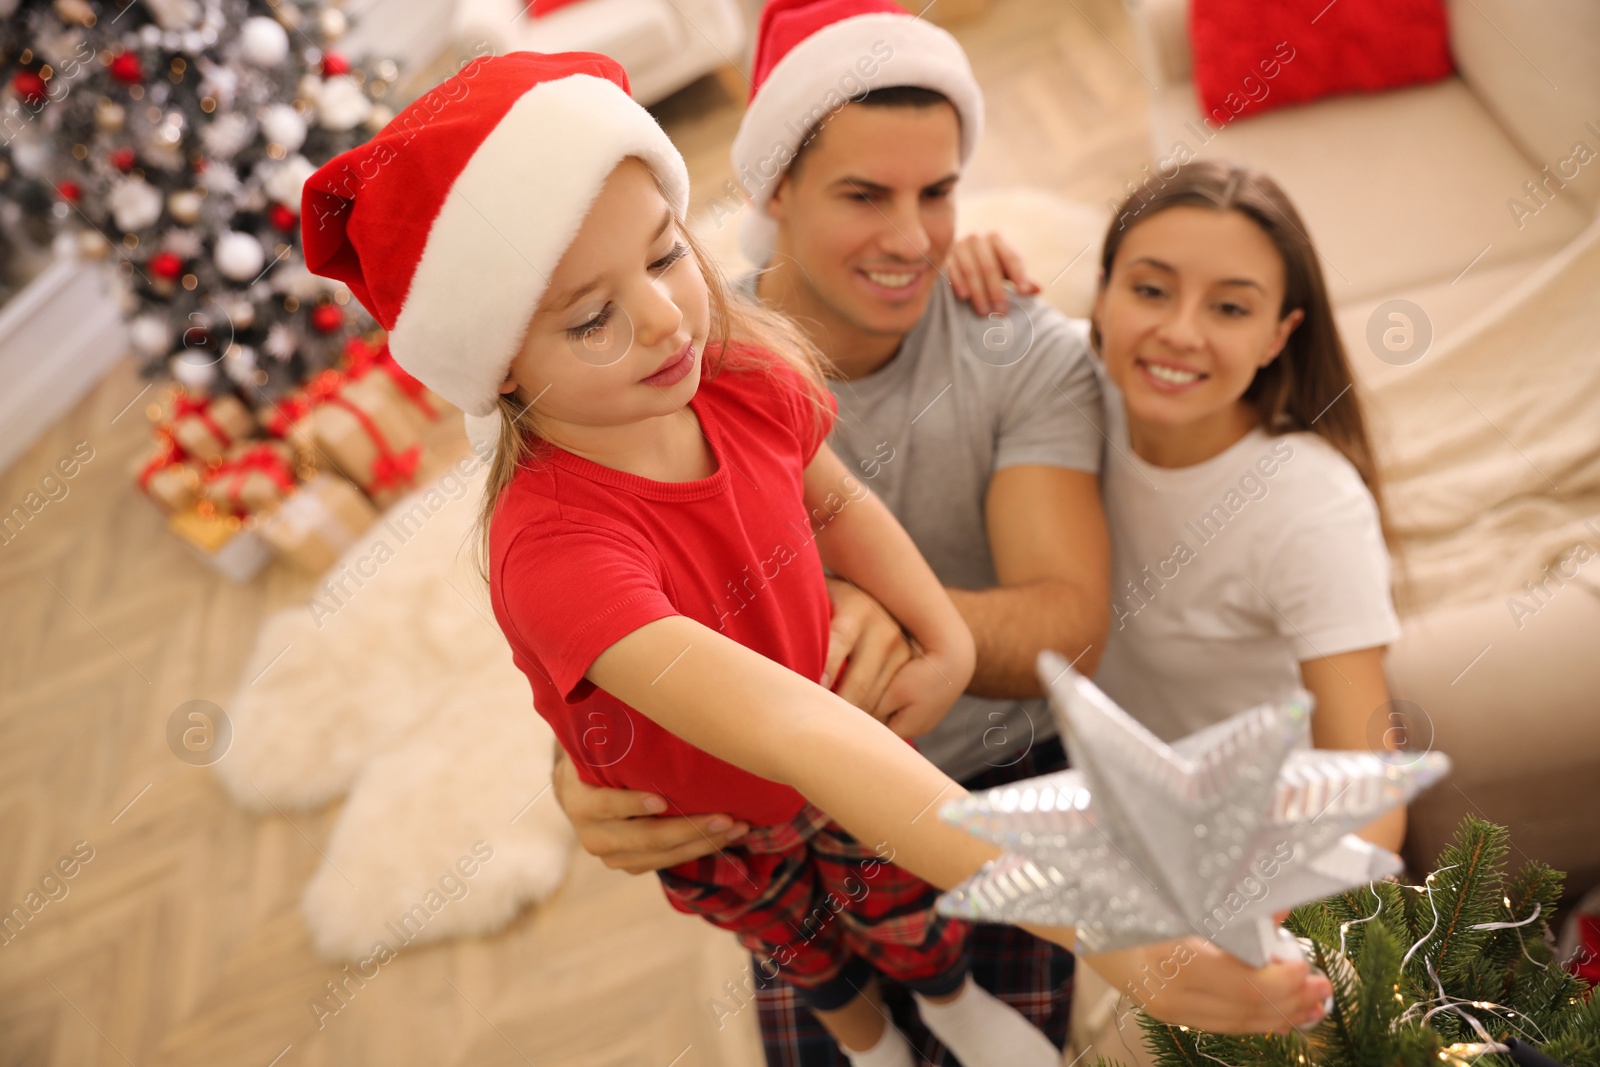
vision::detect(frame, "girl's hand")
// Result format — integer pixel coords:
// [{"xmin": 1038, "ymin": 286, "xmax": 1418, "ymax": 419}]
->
[
  {"xmin": 946, "ymin": 231, "xmax": 1040, "ymax": 316},
  {"xmin": 1080, "ymin": 937, "xmax": 1332, "ymax": 1034},
  {"xmin": 874, "ymin": 633, "xmax": 976, "ymax": 739}
]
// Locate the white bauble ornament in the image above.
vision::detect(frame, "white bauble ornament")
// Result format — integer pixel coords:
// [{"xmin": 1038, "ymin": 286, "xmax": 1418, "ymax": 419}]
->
[
  {"xmin": 262, "ymin": 154, "xmax": 315, "ymax": 206},
  {"xmin": 130, "ymin": 315, "xmax": 174, "ymax": 359},
  {"xmin": 200, "ymin": 161, "xmax": 240, "ymax": 198},
  {"xmin": 108, "ymin": 178, "xmax": 164, "ymax": 232},
  {"xmin": 317, "ymin": 75, "xmax": 371, "ymax": 132},
  {"xmin": 263, "ymin": 322, "xmax": 297, "ymax": 362},
  {"xmin": 167, "ymin": 190, "xmax": 202, "ymax": 225},
  {"xmin": 258, "ymin": 103, "xmax": 307, "ymax": 152},
  {"xmin": 139, "ymin": 24, "xmax": 161, "ymax": 46},
  {"xmin": 224, "ymin": 344, "xmax": 258, "ymax": 385},
  {"xmin": 318, "ymin": 7, "xmax": 347, "ymax": 39},
  {"xmin": 297, "ymin": 73, "xmax": 323, "ymax": 106},
  {"xmin": 197, "ymin": 57, "xmax": 238, "ymax": 109},
  {"xmin": 200, "ymin": 111, "xmax": 255, "ymax": 160},
  {"xmin": 215, "ymin": 231, "xmax": 265, "ymax": 281},
  {"xmin": 169, "ymin": 352, "xmax": 218, "ymax": 391},
  {"xmin": 9, "ymin": 135, "xmax": 51, "ymax": 178},
  {"xmin": 240, "ymin": 17, "xmax": 290, "ymax": 66}
]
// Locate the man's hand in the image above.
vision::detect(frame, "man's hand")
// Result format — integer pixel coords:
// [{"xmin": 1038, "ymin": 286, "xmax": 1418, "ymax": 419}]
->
[
  {"xmin": 823, "ymin": 576, "xmax": 914, "ymax": 717},
  {"xmin": 550, "ymin": 748, "xmax": 748, "ymax": 875}
]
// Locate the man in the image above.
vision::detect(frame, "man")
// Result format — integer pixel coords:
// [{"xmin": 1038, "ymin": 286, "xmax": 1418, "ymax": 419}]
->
[{"xmin": 553, "ymin": 2, "xmax": 1110, "ymax": 1062}]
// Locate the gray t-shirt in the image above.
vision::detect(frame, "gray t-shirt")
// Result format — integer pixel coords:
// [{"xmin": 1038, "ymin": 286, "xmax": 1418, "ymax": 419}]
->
[{"xmin": 741, "ymin": 274, "xmax": 1106, "ymax": 781}]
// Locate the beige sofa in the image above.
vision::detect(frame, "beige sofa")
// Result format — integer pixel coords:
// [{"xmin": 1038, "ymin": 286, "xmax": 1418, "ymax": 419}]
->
[{"xmin": 1116, "ymin": 0, "xmax": 1600, "ymax": 884}]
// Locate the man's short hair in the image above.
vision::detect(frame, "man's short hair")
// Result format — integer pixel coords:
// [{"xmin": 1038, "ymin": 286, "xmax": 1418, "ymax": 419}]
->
[{"xmin": 788, "ymin": 85, "xmax": 955, "ymax": 177}]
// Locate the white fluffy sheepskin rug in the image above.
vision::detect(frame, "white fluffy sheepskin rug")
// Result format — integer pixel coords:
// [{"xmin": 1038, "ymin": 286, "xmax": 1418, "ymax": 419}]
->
[{"xmin": 217, "ymin": 461, "xmax": 574, "ymax": 962}]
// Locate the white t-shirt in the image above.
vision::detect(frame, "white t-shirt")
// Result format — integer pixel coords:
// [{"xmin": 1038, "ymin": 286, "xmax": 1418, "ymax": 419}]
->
[{"xmin": 1091, "ymin": 368, "xmax": 1401, "ymax": 744}]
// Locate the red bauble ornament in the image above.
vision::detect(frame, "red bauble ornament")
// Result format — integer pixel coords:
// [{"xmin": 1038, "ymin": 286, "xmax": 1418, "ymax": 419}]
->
[
  {"xmin": 13, "ymin": 70, "xmax": 47, "ymax": 107},
  {"xmin": 149, "ymin": 252, "xmax": 184, "ymax": 280},
  {"xmin": 57, "ymin": 181, "xmax": 81, "ymax": 203},
  {"xmin": 321, "ymin": 51, "xmax": 350, "ymax": 77},
  {"xmin": 109, "ymin": 52, "xmax": 144, "ymax": 85},
  {"xmin": 309, "ymin": 305, "xmax": 344, "ymax": 334},
  {"xmin": 111, "ymin": 147, "xmax": 137, "ymax": 172},
  {"xmin": 268, "ymin": 203, "xmax": 298, "ymax": 231}
]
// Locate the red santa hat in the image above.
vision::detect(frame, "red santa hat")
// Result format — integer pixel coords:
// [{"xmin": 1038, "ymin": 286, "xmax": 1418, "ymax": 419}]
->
[
  {"xmin": 301, "ymin": 51, "xmax": 690, "ymax": 418},
  {"xmin": 731, "ymin": 0, "xmax": 984, "ymax": 265}
]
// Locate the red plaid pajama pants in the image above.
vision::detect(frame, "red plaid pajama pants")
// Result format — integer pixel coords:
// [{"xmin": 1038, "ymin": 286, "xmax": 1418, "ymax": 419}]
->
[{"xmin": 656, "ymin": 802, "xmax": 972, "ymax": 1011}]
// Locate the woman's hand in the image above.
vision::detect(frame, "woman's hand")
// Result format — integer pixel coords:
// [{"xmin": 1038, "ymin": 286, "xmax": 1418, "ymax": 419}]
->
[
  {"xmin": 945, "ymin": 231, "xmax": 1039, "ymax": 316},
  {"xmin": 1080, "ymin": 937, "xmax": 1332, "ymax": 1034}
]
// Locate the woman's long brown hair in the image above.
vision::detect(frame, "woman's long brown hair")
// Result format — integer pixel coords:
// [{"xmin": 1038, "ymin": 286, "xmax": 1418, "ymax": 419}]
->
[
  {"xmin": 470, "ymin": 174, "xmax": 833, "ymax": 584},
  {"xmin": 1092, "ymin": 159, "xmax": 1390, "ymax": 544}
]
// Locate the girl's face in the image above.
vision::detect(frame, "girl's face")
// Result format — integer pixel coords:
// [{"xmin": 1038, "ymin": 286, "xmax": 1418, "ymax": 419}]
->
[
  {"xmin": 1092, "ymin": 206, "xmax": 1303, "ymax": 431},
  {"xmin": 499, "ymin": 158, "xmax": 711, "ymax": 427}
]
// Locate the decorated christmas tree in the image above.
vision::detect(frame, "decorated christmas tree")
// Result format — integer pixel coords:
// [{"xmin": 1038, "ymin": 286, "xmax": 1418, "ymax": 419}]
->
[
  {"xmin": 1117, "ymin": 818, "xmax": 1600, "ymax": 1067},
  {"xmin": 0, "ymin": 0, "xmax": 398, "ymax": 398}
]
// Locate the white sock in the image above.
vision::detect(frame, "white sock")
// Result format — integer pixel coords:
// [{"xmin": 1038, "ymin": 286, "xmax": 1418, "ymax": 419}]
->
[
  {"xmin": 913, "ymin": 979, "xmax": 1059, "ymax": 1067},
  {"xmin": 841, "ymin": 1021, "xmax": 915, "ymax": 1067}
]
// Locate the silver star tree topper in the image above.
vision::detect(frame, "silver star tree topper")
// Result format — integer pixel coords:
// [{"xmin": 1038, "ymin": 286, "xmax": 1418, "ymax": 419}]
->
[{"xmin": 934, "ymin": 651, "xmax": 1452, "ymax": 967}]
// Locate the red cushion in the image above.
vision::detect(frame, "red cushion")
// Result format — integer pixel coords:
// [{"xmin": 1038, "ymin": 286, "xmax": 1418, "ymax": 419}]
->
[
  {"xmin": 1189, "ymin": 0, "xmax": 1455, "ymax": 124},
  {"xmin": 526, "ymin": 0, "xmax": 587, "ymax": 15}
]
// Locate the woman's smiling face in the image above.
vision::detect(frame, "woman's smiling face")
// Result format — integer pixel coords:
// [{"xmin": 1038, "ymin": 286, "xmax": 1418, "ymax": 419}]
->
[{"xmin": 1093, "ymin": 205, "xmax": 1303, "ymax": 434}]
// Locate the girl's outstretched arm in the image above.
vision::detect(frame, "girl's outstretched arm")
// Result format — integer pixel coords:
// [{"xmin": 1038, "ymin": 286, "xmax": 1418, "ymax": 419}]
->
[
  {"xmin": 585, "ymin": 615, "xmax": 1333, "ymax": 1033},
  {"xmin": 587, "ymin": 612, "xmax": 994, "ymax": 894}
]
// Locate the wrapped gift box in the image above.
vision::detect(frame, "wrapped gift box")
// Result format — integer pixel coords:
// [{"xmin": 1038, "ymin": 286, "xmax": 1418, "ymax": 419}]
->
[
  {"xmin": 132, "ymin": 428, "xmax": 204, "ymax": 514},
  {"xmin": 306, "ymin": 374, "xmax": 424, "ymax": 508},
  {"xmin": 342, "ymin": 336, "xmax": 446, "ymax": 432},
  {"xmin": 202, "ymin": 439, "xmax": 299, "ymax": 518},
  {"xmin": 258, "ymin": 472, "xmax": 378, "ymax": 574},
  {"xmin": 170, "ymin": 391, "xmax": 255, "ymax": 464},
  {"xmin": 168, "ymin": 505, "xmax": 274, "ymax": 584}
]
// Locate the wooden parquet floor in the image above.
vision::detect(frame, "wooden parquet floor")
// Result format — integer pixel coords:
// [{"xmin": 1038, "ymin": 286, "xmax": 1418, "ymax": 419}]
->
[{"xmin": 0, "ymin": 2, "xmax": 1149, "ymax": 1064}]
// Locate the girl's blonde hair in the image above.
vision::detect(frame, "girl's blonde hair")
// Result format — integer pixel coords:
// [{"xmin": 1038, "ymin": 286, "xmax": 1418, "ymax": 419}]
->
[{"xmin": 471, "ymin": 195, "xmax": 833, "ymax": 584}]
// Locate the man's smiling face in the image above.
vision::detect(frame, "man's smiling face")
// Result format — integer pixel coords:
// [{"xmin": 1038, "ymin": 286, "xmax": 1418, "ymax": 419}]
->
[{"xmin": 764, "ymin": 98, "xmax": 962, "ymax": 341}]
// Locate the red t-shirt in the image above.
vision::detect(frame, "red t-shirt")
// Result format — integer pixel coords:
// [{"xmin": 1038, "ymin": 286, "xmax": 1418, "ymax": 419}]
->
[{"xmin": 489, "ymin": 344, "xmax": 838, "ymax": 827}]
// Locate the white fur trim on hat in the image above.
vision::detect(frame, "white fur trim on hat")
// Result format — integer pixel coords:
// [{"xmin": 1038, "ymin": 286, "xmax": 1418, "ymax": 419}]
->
[
  {"xmin": 387, "ymin": 75, "xmax": 690, "ymax": 418},
  {"xmin": 732, "ymin": 13, "xmax": 983, "ymax": 266}
]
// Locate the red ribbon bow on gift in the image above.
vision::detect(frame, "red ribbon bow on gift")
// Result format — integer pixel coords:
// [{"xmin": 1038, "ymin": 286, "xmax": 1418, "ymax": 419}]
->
[
  {"xmin": 173, "ymin": 391, "xmax": 234, "ymax": 452},
  {"xmin": 138, "ymin": 426, "xmax": 187, "ymax": 492},
  {"xmin": 344, "ymin": 338, "xmax": 438, "ymax": 420},
  {"xmin": 208, "ymin": 444, "xmax": 298, "ymax": 515},
  {"xmin": 264, "ymin": 368, "xmax": 420, "ymax": 498}
]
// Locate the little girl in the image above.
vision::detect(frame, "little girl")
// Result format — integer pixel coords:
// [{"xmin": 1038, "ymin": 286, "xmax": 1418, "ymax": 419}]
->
[
  {"xmin": 301, "ymin": 53, "xmax": 1335, "ymax": 1060},
  {"xmin": 1086, "ymin": 160, "xmax": 1406, "ymax": 849}
]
